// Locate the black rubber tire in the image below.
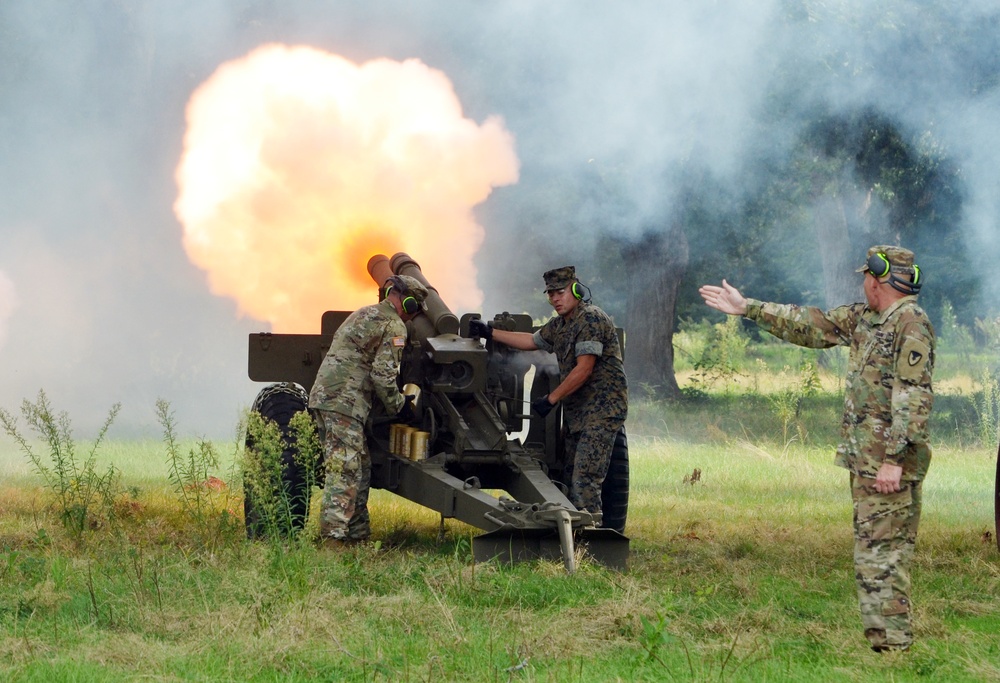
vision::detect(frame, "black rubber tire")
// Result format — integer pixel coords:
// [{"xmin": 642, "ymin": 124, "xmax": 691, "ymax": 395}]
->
[
  {"xmin": 994, "ymin": 439, "xmax": 999, "ymax": 553},
  {"xmin": 244, "ymin": 383, "xmax": 313, "ymax": 539},
  {"xmin": 600, "ymin": 426, "xmax": 629, "ymax": 534}
]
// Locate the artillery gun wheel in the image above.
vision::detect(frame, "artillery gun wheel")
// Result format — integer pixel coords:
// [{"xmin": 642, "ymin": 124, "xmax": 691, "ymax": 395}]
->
[
  {"xmin": 244, "ymin": 383, "xmax": 314, "ymax": 538},
  {"xmin": 600, "ymin": 427, "xmax": 629, "ymax": 533},
  {"xmin": 995, "ymin": 438, "xmax": 999, "ymax": 553}
]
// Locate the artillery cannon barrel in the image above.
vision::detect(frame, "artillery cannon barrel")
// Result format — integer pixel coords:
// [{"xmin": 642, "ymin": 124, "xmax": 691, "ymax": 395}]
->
[
  {"xmin": 367, "ymin": 253, "xmax": 460, "ymax": 336},
  {"xmin": 367, "ymin": 253, "xmax": 396, "ymax": 294}
]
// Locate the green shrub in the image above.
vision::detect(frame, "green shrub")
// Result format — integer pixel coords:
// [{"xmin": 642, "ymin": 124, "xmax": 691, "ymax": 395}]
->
[
  {"xmin": 972, "ymin": 369, "xmax": 1000, "ymax": 447},
  {"xmin": 939, "ymin": 299, "xmax": 975, "ymax": 360},
  {"xmin": 765, "ymin": 359, "xmax": 822, "ymax": 447},
  {"xmin": 157, "ymin": 399, "xmax": 240, "ymax": 551},
  {"xmin": 691, "ymin": 317, "xmax": 748, "ymax": 393},
  {"xmin": 0, "ymin": 390, "xmax": 124, "ymax": 542},
  {"xmin": 241, "ymin": 409, "xmax": 322, "ymax": 540}
]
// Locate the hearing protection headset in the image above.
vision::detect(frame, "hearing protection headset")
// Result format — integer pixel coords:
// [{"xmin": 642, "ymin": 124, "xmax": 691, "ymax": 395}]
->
[
  {"xmin": 384, "ymin": 275, "xmax": 420, "ymax": 315},
  {"xmin": 546, "ymin": 279, "xmax": 592, "ymax": 302},
  {"xmin": 866, "ymin": 252, "xmax": 922, "ymax": 295},
  {"xmin": 570, "ymin": 281, "xmax": 592, "ymax": 303}
]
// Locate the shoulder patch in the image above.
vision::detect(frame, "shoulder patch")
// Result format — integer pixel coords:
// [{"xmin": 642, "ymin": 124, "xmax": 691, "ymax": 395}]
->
[
  {"xmin": 392, "ymin": 336, "xmax": 406, "ymax": 348},
  {"xmin": 897, "ymin": 336, "xmax": 931, "ymax": 383}
]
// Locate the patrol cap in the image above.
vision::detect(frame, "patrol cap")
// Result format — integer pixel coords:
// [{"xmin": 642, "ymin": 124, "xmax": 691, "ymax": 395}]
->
[
  {"xmin": 395, "ymin": 275, "xmax": 429, "ymax": 305},
  {"xmin": 543, "ymin": 266, "xmax": 577, "ymax": 292},
  {"xmin": 857, "ymin": 245, "xmax": 916, "ymax": 274}
]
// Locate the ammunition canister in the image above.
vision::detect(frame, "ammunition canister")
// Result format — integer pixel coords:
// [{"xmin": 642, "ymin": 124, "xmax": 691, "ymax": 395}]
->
[
  {"xmin": 389, "ymin": 423, "xmax": 403, "ymax": 455},
  {"xmin": 409, "ymin": 430, "xmax": 429, "ymax": 461},
  {"xmin": 400, "ymin": 426, "xmax": 417, "ymax": 457}
]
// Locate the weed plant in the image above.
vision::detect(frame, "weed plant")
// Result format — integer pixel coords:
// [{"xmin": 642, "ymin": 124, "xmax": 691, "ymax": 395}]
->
[
  {"xmin": 156, "ymin": 399, "xmax": 241, "ymax": 552},
  {"xmin": 690, "ymin": 316, "xmax": 749, "ymax": 394},
  {"xmin": 241, "ymin": 407, "xmax": 321, "ymax": 540},
  {"xmin": 939, "ymin": 300, "xmax": 975, "ymax": 364},
  {"xmin": 971, "ymin": 369, "xmax": 1000, "ymax": 447},
  {"xmin": 0, "ymin": 391, "xmax": 125, "ymax": 543},
  {"xmin": 763, "ymin": 359, "xmax": 822, "ymax": 449}
]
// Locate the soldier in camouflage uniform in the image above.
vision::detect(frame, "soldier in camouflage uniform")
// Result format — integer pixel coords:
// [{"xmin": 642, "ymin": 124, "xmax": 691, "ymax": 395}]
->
[
  {"xmin": 699, "ymin": 245, "xmax": 934, "ymax": 652},
  {"xmin": 469, "ymin": 266, "xmax": 628, "ymax": 518},
  {"xmin": 308, "ymin": 275, "xmax": 428, "ymax": 545}
]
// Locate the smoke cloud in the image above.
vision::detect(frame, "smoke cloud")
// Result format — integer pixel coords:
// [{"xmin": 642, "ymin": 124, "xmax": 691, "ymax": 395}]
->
[
  {"xmin": 1, "ymin": 1, "xmax": 998, "ymax": 437},
  {"xmin": 175, "ymin": 44, "xmax": 517, "ymax": 331},
  {"xmin": 0, "ymin": 271, "xmax": 17, "ymax": 348}
]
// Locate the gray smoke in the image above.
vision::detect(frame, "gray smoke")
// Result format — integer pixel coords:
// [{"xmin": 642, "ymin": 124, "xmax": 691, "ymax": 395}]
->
[{"xmin": 0, "ymin": 1, "xmax": 997, "ymax": 437}]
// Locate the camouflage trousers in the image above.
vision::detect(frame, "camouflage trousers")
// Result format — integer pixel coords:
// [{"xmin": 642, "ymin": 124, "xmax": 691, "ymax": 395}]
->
[
  {"xmin": 314, "ymin": 410, "xmax": 371, "ymax": 542},
  {"xmin": 851, "ymin": 473, "xmax": 922, "ymax": 649},
  {"xmin": 563, "ymin": 424, "xmax": 618, "ymax": 517}
]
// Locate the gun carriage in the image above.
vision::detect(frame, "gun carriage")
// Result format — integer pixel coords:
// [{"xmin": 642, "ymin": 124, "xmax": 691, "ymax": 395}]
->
[{"xmin": 245, "ymin": 252, "xmax": 629, "ymax": 571}]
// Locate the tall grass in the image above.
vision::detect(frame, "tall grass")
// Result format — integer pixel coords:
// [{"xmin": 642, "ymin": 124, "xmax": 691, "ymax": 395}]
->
[
  {"xmin": 0, "ymin": 402, "xmax": 994, "ymax": 680},
  {"xmin": 157, "ymin": 399, "xmax": 241, "ymax": 552},
  {"xmin": 0, "ymin": 437, "xmax": 994, "ymax": 681}
]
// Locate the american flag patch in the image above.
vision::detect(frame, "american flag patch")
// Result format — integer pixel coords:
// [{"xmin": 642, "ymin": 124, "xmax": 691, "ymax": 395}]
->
[{"xmin": 392, "ymin": 336, "xmax": 406, "ymax": 347}]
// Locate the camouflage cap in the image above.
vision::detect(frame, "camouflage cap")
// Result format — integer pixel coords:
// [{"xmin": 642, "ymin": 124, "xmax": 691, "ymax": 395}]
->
[
  {"xmin": 857, "ymin": 245, "xmax": 916, "ymax": 274},
  {"xmin": 542, "ymin": 266, "xmax": 577, "ymax": 292},
  {"xmin": 395, "ymin": 275, "xmax": 429, "ymax": 304}
]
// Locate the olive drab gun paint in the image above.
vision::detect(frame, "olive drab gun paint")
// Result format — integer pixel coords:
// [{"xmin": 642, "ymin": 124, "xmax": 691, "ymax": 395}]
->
[{"xmin": 246, "ymin": 252, "xmax": 630, "ymax": 572}]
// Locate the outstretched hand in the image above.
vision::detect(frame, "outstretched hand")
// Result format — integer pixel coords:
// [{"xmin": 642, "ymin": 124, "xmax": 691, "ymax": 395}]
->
[
  {"xmin": 699, "ymin": 279, "xmax": 749, "ymax": 316},
  {"xmin": 467, "ymin": 318, "xmax": 493, "ymax": 341}
]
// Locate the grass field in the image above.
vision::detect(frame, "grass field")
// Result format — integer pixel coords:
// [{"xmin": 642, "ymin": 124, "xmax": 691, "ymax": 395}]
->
[{"xmin": 0, "ymin": 389, "xmax": 997, "ymax": 682}]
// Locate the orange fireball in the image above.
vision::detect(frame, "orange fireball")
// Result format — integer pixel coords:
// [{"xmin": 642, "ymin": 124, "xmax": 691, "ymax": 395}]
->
[{"xmin": 174, "ymin": 44, "xmax": 518, "ymax": 332}]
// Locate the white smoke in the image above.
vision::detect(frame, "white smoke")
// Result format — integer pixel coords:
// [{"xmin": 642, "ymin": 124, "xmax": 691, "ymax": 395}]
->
[
  {"xmin": 1, "ymin": 0, "xmax": 999, "ymax": 436},
  {"xmin": 0, "ymin": 271, "xmax": 18, "ymax": 349}
]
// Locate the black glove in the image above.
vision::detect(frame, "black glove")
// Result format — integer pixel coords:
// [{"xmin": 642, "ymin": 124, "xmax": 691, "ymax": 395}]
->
[
  {"xmin": 397, "ymin": 395, "xmax": 416, "ymax": 422},
  {"xmin": 532, "ymin": 395, "xmax": 555, "ymax": 418},
  {"xmin": 467, "ymin": 318, "xmax": 493, "ymax": 341}
]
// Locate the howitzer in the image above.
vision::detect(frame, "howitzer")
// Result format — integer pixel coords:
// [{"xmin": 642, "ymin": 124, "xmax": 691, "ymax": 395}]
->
[{"xmin": 245, "ymin": 252, "xmax": 629, "ymax": 571}]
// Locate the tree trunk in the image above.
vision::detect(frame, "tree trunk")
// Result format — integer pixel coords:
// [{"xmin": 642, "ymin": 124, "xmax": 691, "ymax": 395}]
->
[
  {"xmin": 813, "ymin": 193, "xmax": 856, "ymax": 307},
  {"xmin": 622, "ymin": 226, "xmax": 688, "ymax": 399}
]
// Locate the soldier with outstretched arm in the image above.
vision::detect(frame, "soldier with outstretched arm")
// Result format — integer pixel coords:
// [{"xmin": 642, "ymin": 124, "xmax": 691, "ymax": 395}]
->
[
  {"xmin": 699, "ymin": 245, "xmax": 934, "ymax": 653},
  {"xmin": 469, "ymin": 266, "xmax": 628, "ymax": 522}
]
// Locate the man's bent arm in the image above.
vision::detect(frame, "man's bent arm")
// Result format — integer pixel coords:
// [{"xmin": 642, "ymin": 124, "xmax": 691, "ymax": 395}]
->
[{"xmin": 548, "ymin": 354, "xmax": 596, "ymax": 404}]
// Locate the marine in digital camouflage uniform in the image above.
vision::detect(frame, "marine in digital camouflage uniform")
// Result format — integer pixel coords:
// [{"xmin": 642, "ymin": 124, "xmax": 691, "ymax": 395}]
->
[
  {"xmin": 700, "ymin": 245, "xmax": 933, "ymax": 653},
  {"xmin": 308, "ymin": 275, "xmax": 428, "ymax": 543},
  {"xmin": 469, "ymin": 266, "xmax": 628, "ymax": 518}
]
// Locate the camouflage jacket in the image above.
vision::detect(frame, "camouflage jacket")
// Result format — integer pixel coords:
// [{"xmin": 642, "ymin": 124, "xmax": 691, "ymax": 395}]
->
[
  {"xmin": 533, "ymin": 302, "xmax": 628, "ymax": 433},
  {"xmin": 308, "ymin": 299, "xmax": 407, "ymax": 421},
  {"xmin": 745, "ymin": 296, "xmax": 935, "ymax": 481}
]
